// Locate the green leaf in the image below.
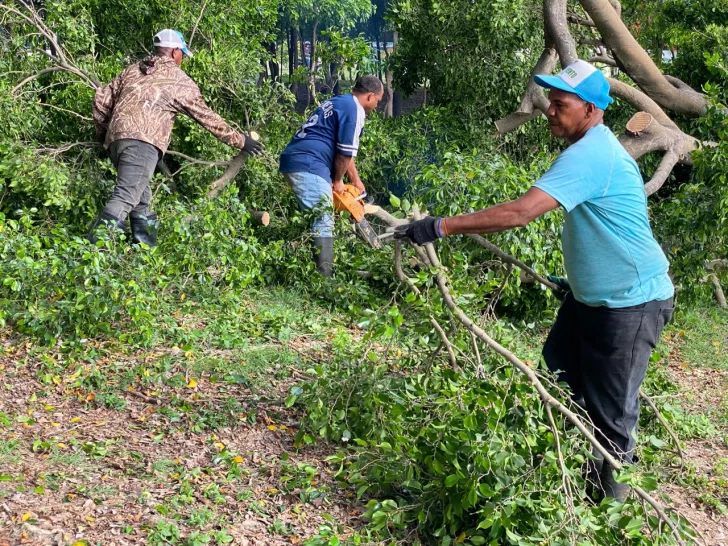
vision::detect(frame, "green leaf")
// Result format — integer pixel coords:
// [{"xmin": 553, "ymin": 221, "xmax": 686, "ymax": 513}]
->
[{"xmin": 444, "ymin": 474, "xmax": 459, "ymax": 487}]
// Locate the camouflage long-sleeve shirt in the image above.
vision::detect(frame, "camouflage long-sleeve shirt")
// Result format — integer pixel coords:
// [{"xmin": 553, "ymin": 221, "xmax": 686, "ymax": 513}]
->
[{"xmin": 93, "ymin": 55, "xmax": 245, "ymax": 153}]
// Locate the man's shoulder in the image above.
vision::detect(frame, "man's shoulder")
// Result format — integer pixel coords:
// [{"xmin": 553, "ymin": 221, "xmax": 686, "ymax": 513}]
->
[{"xmin": 331, "ymin": 94, "xmax": 356, "ymax": 112}]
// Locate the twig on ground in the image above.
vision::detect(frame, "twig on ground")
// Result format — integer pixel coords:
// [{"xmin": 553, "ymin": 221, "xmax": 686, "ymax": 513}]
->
[
  {"xmin": 430, "ymin": 317, "xmax": 461, "ymax": 372},
  {"xmin": 394, "ymin": 241, "xmax": 421, "ymax": 295},
  {"xmin": 640, "ymin": 391, "xmax": 685, "ymax": 466},
  {"xmin": 546, "ymin": 404, "xmax": 575, "ymax": 515},
  {"xmin": 127, "ymin": 389, "xmax": 161, "ymax": 405}
]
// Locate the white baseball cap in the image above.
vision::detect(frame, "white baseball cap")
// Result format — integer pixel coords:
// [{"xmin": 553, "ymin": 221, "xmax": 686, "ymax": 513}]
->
[
  {"xmin": 153, "ymin": 29, "xmax": 193, "ymax": 57},
  {"xmin": 534, "ymin": 60, "xmax": 613, "ymax": 110}
]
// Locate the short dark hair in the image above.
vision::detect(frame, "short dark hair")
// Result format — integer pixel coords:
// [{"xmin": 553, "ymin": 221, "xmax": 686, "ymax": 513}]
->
[
  {"xmin": 154, "ymin": 46, "xmax": 176, "ymax": 57},
  {"xmin": 353, "ymin": 75, "xmax": 383, "ymax": 94}
]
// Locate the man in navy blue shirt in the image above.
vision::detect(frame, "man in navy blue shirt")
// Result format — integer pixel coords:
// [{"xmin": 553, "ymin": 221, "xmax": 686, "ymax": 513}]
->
[{"xmin": 280, "ymin": 75, "xmax": 384, "ymax": 276}]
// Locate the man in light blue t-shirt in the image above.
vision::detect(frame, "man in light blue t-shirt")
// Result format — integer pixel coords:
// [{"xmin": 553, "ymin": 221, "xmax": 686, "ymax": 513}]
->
[
  {"xmin": 280, "ymin": 76, "xmax": 384, "ymax": 276},
  {"xmin": 394, "ymin": 60, "xmax": 675, "ymax": 502}
]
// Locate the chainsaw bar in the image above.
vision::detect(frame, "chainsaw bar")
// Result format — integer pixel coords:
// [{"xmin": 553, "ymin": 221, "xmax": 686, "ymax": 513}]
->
[{"xmin": 357, "ymin": 218, "xmax": 382, "ymax": 249}]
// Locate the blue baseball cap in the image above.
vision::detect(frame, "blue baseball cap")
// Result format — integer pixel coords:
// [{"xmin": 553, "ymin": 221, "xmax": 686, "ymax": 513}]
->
[
  {"xmin": 153, "ymin": 29, "xmax": 193, "ymax": 58},
  {"xmin": 534, "ymin": 60, "xmax": 613, "ymax": 110}
]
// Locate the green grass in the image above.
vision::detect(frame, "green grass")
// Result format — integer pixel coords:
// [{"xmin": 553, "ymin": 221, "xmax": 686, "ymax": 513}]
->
[{"xmin": 667, "ymin": 306, "xmax": 728, "ymax": 369}]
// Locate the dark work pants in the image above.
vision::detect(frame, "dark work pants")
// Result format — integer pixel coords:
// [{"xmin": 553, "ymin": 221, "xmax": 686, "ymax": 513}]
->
[
  {"xmin": 102, "ymin": 139, "xmax": 161, "ymax": 220},
  {"xmin": 543, "ymin": 293, "xmax": 674, "ymax": 462}
]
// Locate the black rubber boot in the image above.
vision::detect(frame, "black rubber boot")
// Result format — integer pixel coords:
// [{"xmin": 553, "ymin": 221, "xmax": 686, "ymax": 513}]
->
[
  {"xmin": 312, "ymin": 237, "xmax": 334, "ymax": 278},
  {"xmin": 88, "ymin": 211, "xmax": 128, "ymax": 244},
  {"xmin": 130, "ymin": 213, "xmax": 158, "ymax": 247},
  {"xmin": 599, "ymin": 462, "xmax": 630, "ymax": 502}
]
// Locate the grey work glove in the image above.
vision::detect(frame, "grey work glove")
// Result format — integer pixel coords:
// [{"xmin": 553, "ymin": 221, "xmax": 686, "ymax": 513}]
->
[
  {"xmin": 393, "ymin": 216, "xmax": 443, "ymax": 245},
  {"xmin": 242, "ymin": 132, "xmax": 264, "ymax": 156}
]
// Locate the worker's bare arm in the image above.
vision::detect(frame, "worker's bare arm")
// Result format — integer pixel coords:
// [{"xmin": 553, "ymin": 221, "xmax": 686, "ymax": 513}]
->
[{"xmin": 443, "ymin": 187, "xmax": 560, "ymax": 235}]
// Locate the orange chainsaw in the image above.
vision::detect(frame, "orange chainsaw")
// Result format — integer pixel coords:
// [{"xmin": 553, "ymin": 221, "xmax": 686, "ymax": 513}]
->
[{"xmin": 333, "ymin": 184, "xmax": 382, "ymax": 249}]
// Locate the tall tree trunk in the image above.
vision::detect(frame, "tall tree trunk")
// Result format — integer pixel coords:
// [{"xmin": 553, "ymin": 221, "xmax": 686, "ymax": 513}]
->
[
  {"xmin": 307, "ymin": 20, "xmax": 319, "ymax": 107},
  {"xmin": 376, "ymin": 33, "xmax": 383, "ymax": 80},
  {"xmin": 391, "ymin": 31, "xmax": 402, "ymax": 116},
  {"xmin": 288, "ymin": 26, "xmax": 298, "ymax": 93},
  {"xmin": 299, "ymin": 26, "xmax": 308, "ymax": 104},
  {"xmin": 266, "ymin": 41, "xmax": 279, "ymax": 82}
]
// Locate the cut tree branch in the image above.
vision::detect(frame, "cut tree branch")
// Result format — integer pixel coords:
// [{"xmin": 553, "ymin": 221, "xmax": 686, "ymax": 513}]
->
[
  {"xmin": 495, "ymin": 45, "xmax": 558, "ymax": 133},
  {"xmin": 619, "ymin": 111, "xmax": 700, "ymax": 194},
  {"xmin": 11, "ymin": 66, "xmax": 64, "ymax": 94},
  {"xmin": 431, "ymin": 317, "xmax": 461, "ymax": 372},
  {"xmin": 207, "ymin": 150, "xmax": 249, "ymax": 198},
  {"xmin": 544, "ymin": 0, "xmax": 578, "ymax": 66}
]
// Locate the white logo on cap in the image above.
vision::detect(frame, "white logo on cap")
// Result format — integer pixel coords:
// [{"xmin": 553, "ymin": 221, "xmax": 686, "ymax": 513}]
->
[{"xmin": 557, "ymin": 60, "xmax": 597, "ymax": 87}]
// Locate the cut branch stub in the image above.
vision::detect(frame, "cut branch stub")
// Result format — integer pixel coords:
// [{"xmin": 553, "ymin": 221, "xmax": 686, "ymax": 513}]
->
[
  {"xmin": 625, "ymin": 111, "xmax": 654, "ymax": 135},
  {"xmin": 619, "ymin": 111, "xmax": 700, "ymax": 195}
]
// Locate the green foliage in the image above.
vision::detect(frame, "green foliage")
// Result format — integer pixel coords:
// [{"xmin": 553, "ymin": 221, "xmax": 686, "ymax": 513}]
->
[
  {"xmin": 625, "ymin": 0, "xmax": 728, "ymax": 90},
  {"xmin": 652, "ymin": 92, "xmax": 728, "ymax": 304},
  {"xmin": 388, "ymin": 0, "xmax": 543, "ymax": 123},
  {"xmin": 0, "ymin": 193, "xmax": 265, "ymax": 346},
  {"xmin": 295, "ymin": 345, "xmax": 691, "ymax": 544}
]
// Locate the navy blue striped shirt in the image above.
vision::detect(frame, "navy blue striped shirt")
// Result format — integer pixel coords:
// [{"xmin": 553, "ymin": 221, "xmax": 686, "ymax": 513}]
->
[{"xmin": 279, "ymin": 94, "xmax": 365, "ymax": 183}]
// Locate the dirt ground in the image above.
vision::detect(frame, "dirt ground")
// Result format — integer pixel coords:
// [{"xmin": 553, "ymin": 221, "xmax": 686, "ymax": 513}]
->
[
  {"xmin": 3, "ymin": 314, "xmax": 728, "ymax": 545},
  {"xmin": 0, "ymin": 338, "xmax": 364, "ymax": 546}
]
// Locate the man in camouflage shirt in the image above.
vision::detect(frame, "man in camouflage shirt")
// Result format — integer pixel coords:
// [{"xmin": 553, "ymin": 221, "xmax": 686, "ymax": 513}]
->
[{"xmin": 90, "ymin": 29, "xmax": 263, "ymax": 246}]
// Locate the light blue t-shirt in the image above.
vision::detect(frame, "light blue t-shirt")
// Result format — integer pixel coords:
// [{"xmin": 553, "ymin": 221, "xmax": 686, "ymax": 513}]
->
[{"xmin": 534, "ymin": 124, "xmax": 674, "ymax": 308}]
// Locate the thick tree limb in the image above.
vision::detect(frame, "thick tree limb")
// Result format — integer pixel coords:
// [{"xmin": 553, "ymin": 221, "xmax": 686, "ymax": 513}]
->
[
  {"xmin": 250, "ymin": 211, "xmax": 270, "ymax": 227},
  {"xmin": 643, "ymin": 150, "xmax": 681, "ymax": 195},
  {"xmin": 495, "ymin": 45, "xmax": 558, "ymax": 133},
  {"xmin": 544, "ymin": 0, "xmax": 578, "ymax": 66},
  {"xmin": 207, "ymin": 150, "xmax": 249, "ymax": 199},
  {"xmin": 664, "ymin": 75, "xmax": 700, "ymax": 94},
  {"xmin": 619, "ymin": 111, "xmax": 700, "ymax": 194},
  {"xmin": 607, "ymin": 79, "xmax": 678, "ymax": 129},
  {"xmin": 578, "ymin": 0, "xmax": 707, "ymax": 116}
]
